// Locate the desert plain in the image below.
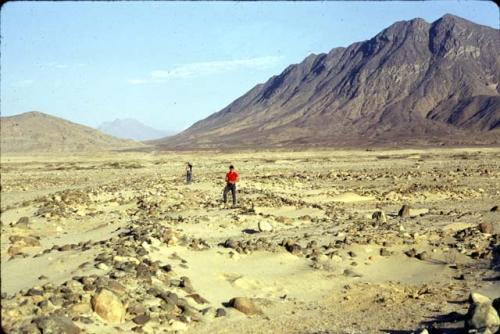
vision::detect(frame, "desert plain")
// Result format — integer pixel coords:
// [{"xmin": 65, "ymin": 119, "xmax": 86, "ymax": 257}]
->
[{"xmin": 1, "ymin": 148, "xmax": 499, "ymax": 333}]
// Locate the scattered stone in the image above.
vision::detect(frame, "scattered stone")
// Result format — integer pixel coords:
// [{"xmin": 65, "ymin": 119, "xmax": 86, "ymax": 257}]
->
[
  {"xmin": 186, "ymin": 293, "xmax": 209, "ymax": 305},
  {"xmin": 132, "ymin": 314, "xmax": 150, "ymax": 325},
  {"xmin": 162, "ymin": 229, "xmax": 179, "ymax": 246},
  {"xmin": 372, "ymin": 210, "xmax": 387, "ymax": 223},
  {"xmin": 398, "ymin": 205, "xmax": 411, "ymax": 218},
  {"xmin": 467, "ymin": 303, "xmax": 500, "ymax": 331},
  {"xmin": 229, "ymin": 297, "xmax": 262, "ymax": 315},
  {"xmin": 479, "ymin": 222, "xmax": 493, "ymax": 234},
  {"xmin": 91, "ymin": 289, "xmax": 126, "ymax": 324},
  {"xmin": 34, "ymin": 316, "xmax": 80, "ymax": 334},
  {"xmin": 379, "ymin": 248, "xmax": 391, "ymax": 256},
  {"xmin": 215, "ymin": 308, "xmax": 226, "ymax": 317},
  {"xmin": 16, "ymin": 216, "xmax": 30, "ymax": 228},
  {"xmin": 258, "ymin": 221, "xmax": 273, "ymax": 232},
  {"xmin": 416, "ymin": 251, "xmax": 430, "ymax": 261}
]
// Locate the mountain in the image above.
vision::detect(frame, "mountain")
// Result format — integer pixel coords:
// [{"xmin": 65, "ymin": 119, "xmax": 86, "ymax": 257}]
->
[
  {"xmin": 98, "ymin": 118, "xmax": 174, "ymax": 141},
  {"xmin": 0, "ymin": 111, "xmax": 142, "ymax": 153},
  {"xmin": 158, "ymin": 14, "xmax": 499, "ymax": 149}
]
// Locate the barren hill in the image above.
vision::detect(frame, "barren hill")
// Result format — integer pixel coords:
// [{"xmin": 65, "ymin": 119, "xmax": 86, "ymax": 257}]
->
[
  {"xmin": 1, "ymin": 111, "xmax": 142, "ymax": 153},
  {"xmin": 159, "ymin": 14, "xmax": 499, "ymax": 149}
]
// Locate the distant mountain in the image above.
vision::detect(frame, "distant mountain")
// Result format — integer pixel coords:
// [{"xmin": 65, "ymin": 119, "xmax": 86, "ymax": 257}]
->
[
  {"xmin": 98, "ymin": 118, "xmax": 173, "ymax": 141},
  {"xmin": 158, "ymin": 14, "xmax": 499, "ymax": 149},
  {"xmin": 0, "ymin": 111, "xmax": 142, "ymax": 153}
]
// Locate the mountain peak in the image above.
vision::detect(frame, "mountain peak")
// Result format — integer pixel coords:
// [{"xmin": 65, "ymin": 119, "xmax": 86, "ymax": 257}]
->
[{"xmin": 158, "ymin": 14, "xmax": 499, "ymax": 149}]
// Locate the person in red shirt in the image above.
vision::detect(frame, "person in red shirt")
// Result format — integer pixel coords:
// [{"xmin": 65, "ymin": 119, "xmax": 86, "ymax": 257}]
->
[{"xmin": 223, "ymin": 165, "xmax": 239, "ymax": 206}]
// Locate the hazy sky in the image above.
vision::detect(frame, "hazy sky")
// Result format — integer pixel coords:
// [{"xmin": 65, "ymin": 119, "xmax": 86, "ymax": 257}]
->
[{"xmin": 1, "ymin": 1, "xmax": 498, "ymax": 132}]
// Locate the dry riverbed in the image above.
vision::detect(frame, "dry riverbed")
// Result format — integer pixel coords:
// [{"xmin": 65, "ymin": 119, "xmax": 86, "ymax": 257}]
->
[{"xmin": 1, "ymin": 148, "xmax": 499, "ymax": 333}]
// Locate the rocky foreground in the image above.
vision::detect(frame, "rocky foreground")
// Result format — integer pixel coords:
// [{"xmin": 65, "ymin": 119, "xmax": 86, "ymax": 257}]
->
[{"xmin": 1, "ymin": 148, "xmax": 499, "ymax": 333}]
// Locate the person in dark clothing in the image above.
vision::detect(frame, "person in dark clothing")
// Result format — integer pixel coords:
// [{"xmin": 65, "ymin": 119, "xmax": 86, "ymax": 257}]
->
[
  {"xmin": 186, "ymin": 163, "xmax": 193, "ymax": 184},
  {"xmin": 223, "ymin": 165, "xmax": 239, "ymax": 205}
]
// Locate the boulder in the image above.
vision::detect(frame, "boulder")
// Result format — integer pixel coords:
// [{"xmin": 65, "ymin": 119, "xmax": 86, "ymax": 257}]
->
[
  {"xmin": 479, "ymin": 222, "xmax": 493, "ymax": 234},
  {"xmin": 258, "ymin": 221, "xmax": 273, "ymax": 232},
  {"xmin": 398, "ymin": 205, "xmax": 411, "ymax": 218},
  {"xmin": 467, "ymin": 302, "xmax": 500, "ymax": 331},
  {"xmin": 229, "ymin": 297, "xmax": 262, "ymax": 315},
  {"xmin": 91, "ymin": 289, "xmax": 126, "ymax": 324},
  {"xmin": 467, "ymin": 292, "xmax": 500, "ymax": 332},
  {"xmin": 372, "ymin": 210, "xmax": 387, "ymax": 223},
  {"xmin": 34, "ymin": 315, "xmax": 80, "ymax": 334}
]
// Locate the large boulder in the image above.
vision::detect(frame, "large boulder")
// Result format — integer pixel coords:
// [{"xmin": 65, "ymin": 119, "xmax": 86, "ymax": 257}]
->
[
  {"xmin": 91, "ymin": 289, "xmax": 126, "ymax": 324},
  {"xmin": 466, "ymin": 292, "xmax": 500, "ymax": 332}
]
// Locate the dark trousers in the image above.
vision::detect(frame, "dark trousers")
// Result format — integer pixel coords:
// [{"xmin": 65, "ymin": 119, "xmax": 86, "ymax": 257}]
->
[
  {"xmin": 186, "ymin": 171, "xmax": 192, "ymax": 183},
  {"xmin": 223, "ymin": 183, "xmax": 236, "ymax": 205}
]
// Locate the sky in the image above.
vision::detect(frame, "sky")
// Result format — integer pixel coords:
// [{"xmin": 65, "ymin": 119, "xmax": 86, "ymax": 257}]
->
[{"xmin": 1, "ymin": 1, "xmax": 498, "ymax": 132}]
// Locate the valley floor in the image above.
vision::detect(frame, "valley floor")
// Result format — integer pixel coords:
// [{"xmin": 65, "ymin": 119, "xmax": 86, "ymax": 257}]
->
[{"xmin": 1, "ymin": 148, "xmax": 499, "ymax": 333}]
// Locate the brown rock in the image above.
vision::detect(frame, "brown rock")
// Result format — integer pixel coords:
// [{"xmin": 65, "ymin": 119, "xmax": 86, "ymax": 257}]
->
[
  {"xmin": 398, "ymin": 205, "xmax": 411, "ymax": 218},
  {"xmin": 91, "ymin": 289, "xmax": 126, "ymax": 324},
  {"xmin": 132, "ymin": 314, "xmax": 150, "ymax": 325},
  {"xmin": 229, "ymin": 297, "xmax": 262, "ymax": 315},
  {"xmin": 479, "ymin": 222, "xmax": 493, "ymax": 234}
]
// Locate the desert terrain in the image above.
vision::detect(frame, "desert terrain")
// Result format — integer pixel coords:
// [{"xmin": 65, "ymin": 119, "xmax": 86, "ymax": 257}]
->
[{"xmin": 1, "ymin": 148, "xmax": 499, "ymax": 333}]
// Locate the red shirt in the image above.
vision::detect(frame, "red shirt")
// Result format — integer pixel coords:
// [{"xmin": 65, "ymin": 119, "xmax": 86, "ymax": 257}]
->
[{"xmin": 226, "ymin": 170, "xmax": 239, "ymax": 183}]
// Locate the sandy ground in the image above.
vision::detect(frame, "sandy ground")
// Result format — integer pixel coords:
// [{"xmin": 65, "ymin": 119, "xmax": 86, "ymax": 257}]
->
[{"xmin": 1, "ymin": 148, "xmax": 499, "ymax": 333}]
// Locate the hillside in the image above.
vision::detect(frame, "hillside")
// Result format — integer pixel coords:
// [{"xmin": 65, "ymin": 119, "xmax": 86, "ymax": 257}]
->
[
  {"xmin": 1, "ymin": 111, "xmax": 142, "ymax": 153},
  {"xmin": 158, "ymin": 14, "xmax": 499, "ymax": 149}
]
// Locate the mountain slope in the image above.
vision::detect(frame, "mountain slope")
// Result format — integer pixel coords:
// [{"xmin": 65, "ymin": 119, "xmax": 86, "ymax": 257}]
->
[
  {"xmin": 159, "ymin": 14, "xmax": 499, "ymax": 149},
  {"xmin": 1, "ymin": 112, "xmax": 142, "ymax": 153},
  {"xmin": 98, "ymin": 118, "xmax": 173, "ymax": 141}
]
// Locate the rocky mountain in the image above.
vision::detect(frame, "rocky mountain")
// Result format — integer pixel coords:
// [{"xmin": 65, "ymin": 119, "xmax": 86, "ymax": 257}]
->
[
  {"xmin": 98, "ymin": 118, "xmax": 174, "ymax": 141},
  {"xmin": 158, "ymin": 14, "xmax": 499, "ymax": 149},
  {"xmin": 1, "ymin": 112, "xmax": 142, "ymax": 153}
]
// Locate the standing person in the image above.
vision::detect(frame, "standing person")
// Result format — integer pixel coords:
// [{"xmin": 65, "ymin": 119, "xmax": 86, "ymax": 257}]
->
[
  {"xmin": 223, "ymin": 165, "xmax": 239, "ymax": 206},
  {"xmin": 186, "ymin": 163, "xmax": 193, "ymax": 184}
]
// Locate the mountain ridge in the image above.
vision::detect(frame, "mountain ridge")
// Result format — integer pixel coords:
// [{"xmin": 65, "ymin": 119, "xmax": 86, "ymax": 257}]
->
[{"xmin": 157, "ymin": 14, "xmax": 499, "ymax": 149}]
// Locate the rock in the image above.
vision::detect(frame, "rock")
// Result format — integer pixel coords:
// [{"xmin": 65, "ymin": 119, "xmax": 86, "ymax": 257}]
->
[
  {"xmin": 215, "ymin": 308, "xmax": 226, "ymax": 317},
  {"xmin": 479, "ymin": 222, "xmax": 493, "ymax": 234},
  {"xmin": 96, "ymin": 263, "xmax": 110, "ymax": 271},
  {"xmin": 470, "ymin": 292, "xmax": 492, "ymax": 305},
  {"xmin": 186, "ymin": 293, "xmax": 209, "ymax": 305},
  {"xmin": 91, "ymin": 289, "xmax": 126, "ymax": 324},
  {"xmin": 379, "ymin": 248, "xmax": 391, "ymax": 256},
  {"xmin": 398, "ymin": 205, "xmax": 411, "ymax": 218},
  {"xmin": 258, "ymin": 221, "xmax": 273, "ymax": 232},
  {"xmin": 9, "ymin": 235, "xmax": 40, "ymax": 247},
  {"xmin": 136, "ymin": 263, "xmax": 152, "ymax": 282},
  {"xmin": 416, "ymin": 251, "xmax": 430, "ymax": 261},
  {"xmin": 229, "ymin": 297, "xmax": 262, "ymax": 315},
  {"xmin": 467, "ymin": 302, "xmax": 500, "ymax": 331},
  {"xmin": 34, "ymin": 315, "xmax": 80, "ymax": 334},
  {"xmin": 132, "ymin": 314, "xmax": 150, "ymax": 325},
  {"xmin": 162, "ymin": 229, "xmax": 179, "ymax": 246},
  {"xmin": 493, "ymin": 297, "xmax": 500, "ymax": 314},
  {"xmin": 491, "ymin": 205, "xmax": 498, "ymax": 212},
  {"xmin": 71, "ymin": 303, "xmax": 92, "ymax": 315},
  {"xmin": 16, "ymin": 216, "xmax": 30, "ymax": 228},
  {"xmin": 127, "ymin": 303, "xmax": 146, "ymax": 316},
  {"xmin": 372, "ymin": 211, "xmax": 387, "ymax": 223}
]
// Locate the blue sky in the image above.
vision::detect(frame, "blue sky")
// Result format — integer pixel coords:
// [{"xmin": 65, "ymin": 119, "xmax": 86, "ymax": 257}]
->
[{"xmin": 1, "ymin": 1, "xmax": 498, "ymax": 132}]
